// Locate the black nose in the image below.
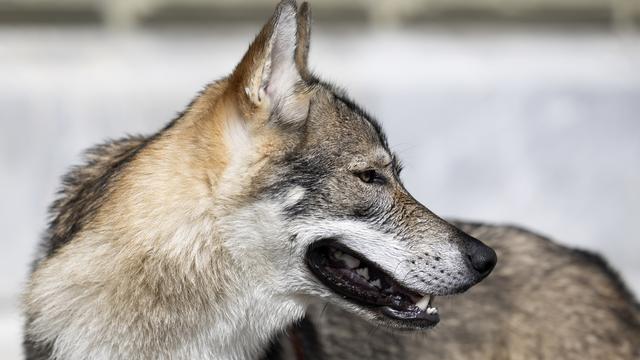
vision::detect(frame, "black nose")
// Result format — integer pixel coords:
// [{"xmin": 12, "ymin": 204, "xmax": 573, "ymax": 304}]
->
[{"xmin": 465, "ymin": 235, "xmax": 497, "ymax": 277}]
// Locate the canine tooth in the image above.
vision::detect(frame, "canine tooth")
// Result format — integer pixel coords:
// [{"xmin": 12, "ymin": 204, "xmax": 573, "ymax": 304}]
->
[
  {"xmin": 426, "ymin": 307, "xmax": 438, "ymax": 315},
  {"xmin": 370, "ymin": 279, "xmax": 382, "ymax": 288},
  {"xmin": 415, "ymin": 295, "xmax": 432, "ymax": 311},
  {"xmin": 355, "ymin": 267, "xmax": 370, "ymax": 279}
]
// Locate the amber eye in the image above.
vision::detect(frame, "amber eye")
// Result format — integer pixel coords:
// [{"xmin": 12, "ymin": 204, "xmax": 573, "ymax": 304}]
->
[{"xmin": 356, "ymin": 170, "xmax": 385, "ymax": 184}]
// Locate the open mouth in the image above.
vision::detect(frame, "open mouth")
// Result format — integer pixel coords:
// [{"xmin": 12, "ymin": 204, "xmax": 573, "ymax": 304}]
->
[{"xmin": 306, "ymin": 240, "xmax": 439, "ymax": 328}]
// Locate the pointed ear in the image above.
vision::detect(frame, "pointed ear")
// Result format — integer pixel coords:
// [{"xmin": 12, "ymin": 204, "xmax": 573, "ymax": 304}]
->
[{"xmin": 229, "ymin": 0, "xmax": 310, "ymax": 124}]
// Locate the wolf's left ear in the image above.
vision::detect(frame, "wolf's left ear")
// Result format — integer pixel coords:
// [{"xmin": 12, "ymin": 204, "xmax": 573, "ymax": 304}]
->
[{"xmin": 230, "ymin": 0, "xmax": 312, "ymax": 125}]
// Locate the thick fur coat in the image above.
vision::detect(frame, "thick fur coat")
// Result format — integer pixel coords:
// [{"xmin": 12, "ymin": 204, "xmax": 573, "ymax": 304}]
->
[{"xmin": 22, "ymin": 1, "xmax": 639, "ymax": 360}]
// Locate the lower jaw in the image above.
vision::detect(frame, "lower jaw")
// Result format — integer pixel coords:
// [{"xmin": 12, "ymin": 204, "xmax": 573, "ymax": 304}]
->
[
  {"xmin": 323, "ymin": 293, "xmax": 441, "ymax": 329},
  {"xmin": 319, "ymin": 286, "xmax": 441, "ymax": 328},
  {"xmin": 379, "ymin": 306, "xmax": 440, "ymax": 328}
]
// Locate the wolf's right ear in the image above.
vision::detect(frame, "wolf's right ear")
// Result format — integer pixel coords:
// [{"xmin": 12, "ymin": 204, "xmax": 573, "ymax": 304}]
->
[{"xmin": 229, "ymin": 0, "xmax": 312, "ymax": 125}]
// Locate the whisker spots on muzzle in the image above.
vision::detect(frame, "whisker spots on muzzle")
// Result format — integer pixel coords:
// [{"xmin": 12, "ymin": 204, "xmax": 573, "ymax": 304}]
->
[{"xmin": 392, "ymin": 258, "xmax": 413, "ymax": 278}]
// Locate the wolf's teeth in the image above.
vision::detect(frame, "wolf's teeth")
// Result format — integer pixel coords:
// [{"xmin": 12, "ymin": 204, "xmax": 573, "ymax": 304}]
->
[
  {"xmin": 426, "ymin": 307, "xmax": 438, "ymax": 315},
  {"xmin": 335, "ymin": 252, "xmax": 361, "ymax": 269},
  {"xmin": 370, "ymin": 279, "xmax": 382, "ymax": 288},
  {"xmin": 415, "ymin": 295, "xmax": 432, "ymax": 311},
  {"xmin": 355, "ymin": 267, "xmax": 370, "ymax": 279}
]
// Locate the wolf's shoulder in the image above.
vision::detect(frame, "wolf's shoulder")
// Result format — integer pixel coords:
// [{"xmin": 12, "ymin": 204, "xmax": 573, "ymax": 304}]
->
[{"xmin": 35, "ymin": 135, "xmax": 150, "ymax": 265}]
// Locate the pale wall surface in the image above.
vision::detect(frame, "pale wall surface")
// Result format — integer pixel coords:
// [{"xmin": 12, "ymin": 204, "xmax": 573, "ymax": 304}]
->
[{"xmin": 1, "ymin": 26, "xmax": 639, "ymax": 358}]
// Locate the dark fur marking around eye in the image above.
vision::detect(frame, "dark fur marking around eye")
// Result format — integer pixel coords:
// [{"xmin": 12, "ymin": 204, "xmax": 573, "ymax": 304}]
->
[{"xmin": 355, "ymin": 170, "xmax": 387, "ymax": 185}]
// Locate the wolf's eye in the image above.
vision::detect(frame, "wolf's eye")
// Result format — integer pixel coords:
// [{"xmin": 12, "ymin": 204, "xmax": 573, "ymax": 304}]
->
[{"xmin": 356, "ymin": 170, "xmax": 386, "ymax": 184}]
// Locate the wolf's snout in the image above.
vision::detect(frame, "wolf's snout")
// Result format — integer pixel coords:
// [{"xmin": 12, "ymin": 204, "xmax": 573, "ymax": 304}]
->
[{"xmin": 463, "ymin": 234, "xmax": 497, "ymax": 278}]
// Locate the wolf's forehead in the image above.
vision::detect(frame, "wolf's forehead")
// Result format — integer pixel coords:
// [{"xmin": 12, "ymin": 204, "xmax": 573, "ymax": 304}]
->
[
  {"xmin": 327, "ymin": 90, "xmax": 388, "ymax": 139},
  {"xmin": 372, "ymin": 148, "xmax": 392, "ymax": 164},
  {"xmin": 312, "ymin": 81, "xmax": 394, "ymax": 157},
  {"xmin": 349, "ymin": 147, "xmax": 392, "ymax": 169}
]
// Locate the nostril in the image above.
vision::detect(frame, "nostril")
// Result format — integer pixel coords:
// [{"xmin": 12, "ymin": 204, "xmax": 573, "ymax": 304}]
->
[
  {"xmin": 463, "ymin": 235, "xmax": 497, "ymax": 277},
  {"xmin": 470, "ymin": 245, "xmax": 497, "ymax": 277}
]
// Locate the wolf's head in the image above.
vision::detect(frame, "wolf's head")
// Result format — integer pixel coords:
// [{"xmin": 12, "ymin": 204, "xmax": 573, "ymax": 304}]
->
[{"xmin": 175, "ymin": 0, "xmax": 496, "ymax": 331}]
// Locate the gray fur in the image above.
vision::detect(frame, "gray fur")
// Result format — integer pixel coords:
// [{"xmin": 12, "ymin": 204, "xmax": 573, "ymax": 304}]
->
[{"xmin": 22, "ymin": 1, "xmax": 639, "ymax": 359}]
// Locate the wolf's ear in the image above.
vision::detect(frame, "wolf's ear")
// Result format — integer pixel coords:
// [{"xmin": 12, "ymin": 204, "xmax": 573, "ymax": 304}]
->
[
  {"xmin": 230, "ymin": 0, "xmax": 311, "ymax": 125},
  {"xmin": 295, "ymin": 2, "xmax": 312, "ymax": 81}
]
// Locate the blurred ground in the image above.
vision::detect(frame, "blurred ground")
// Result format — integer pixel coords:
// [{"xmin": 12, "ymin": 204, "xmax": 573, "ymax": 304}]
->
[{"xmin": 1, "ymin": 25, "xmax": 639, "ymax": 358}]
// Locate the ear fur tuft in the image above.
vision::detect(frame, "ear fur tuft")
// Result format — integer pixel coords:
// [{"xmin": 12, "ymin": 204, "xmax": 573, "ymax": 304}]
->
[{"xmin": 229, "ymin": 0, "xmax": 312, "ymax": 126}]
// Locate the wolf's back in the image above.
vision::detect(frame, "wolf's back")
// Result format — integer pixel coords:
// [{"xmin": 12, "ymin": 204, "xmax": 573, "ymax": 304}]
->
[
  {"xmin": 34, "ymin": 135, "xmax": 148, "ymax": 263},
  {"xmin": 25, "ymin": 136, "xmax": 148, "ymax": 360}
]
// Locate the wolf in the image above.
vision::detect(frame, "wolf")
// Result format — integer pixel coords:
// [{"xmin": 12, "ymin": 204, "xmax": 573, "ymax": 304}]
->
[
  {"xmin": 23, "ymin": 1, "xmax": 498, "ymax": 359},
  {"xmin": 23, "ymin": 1, "xmax": 639, "ymax": 359}
]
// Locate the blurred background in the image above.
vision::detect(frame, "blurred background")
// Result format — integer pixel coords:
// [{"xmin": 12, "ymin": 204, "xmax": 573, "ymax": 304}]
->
[{"xmin": 1, "ymin": 0, "xmax": 639, "ymax": 358}]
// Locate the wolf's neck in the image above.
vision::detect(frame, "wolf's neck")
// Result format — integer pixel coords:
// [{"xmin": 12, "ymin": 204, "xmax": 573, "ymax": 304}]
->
[
  {"xmin": 122, "ymin": 209, "xmax": 306, "ymax": 359},
  {"xmin": 205, "ymin": 282, "xmax": 306, "ymax": 359},
  {"xmin": 131, "ymin": 183, "xmax": 306, "ymax": 359},
  {"xmin": 205, "ymin": 222, "xmax": 307, "ymax": 358}
]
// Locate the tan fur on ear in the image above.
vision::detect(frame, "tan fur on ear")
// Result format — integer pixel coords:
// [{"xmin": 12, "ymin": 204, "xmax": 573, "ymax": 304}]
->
[
  {"xmin": 227, "ymin": 0, "xmax": 303, "ymax": 122},
  {"xmin": 295, "ymin": 2, "xmax": 312, "ymax": 81},
  {"xmin": 227, "ymin": 17, "xmax": 275, "ymax": 119}
]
